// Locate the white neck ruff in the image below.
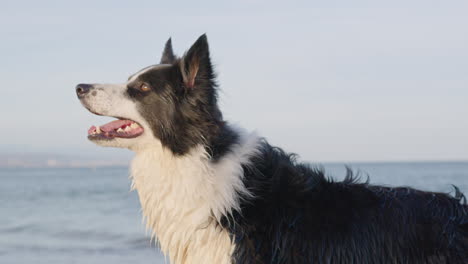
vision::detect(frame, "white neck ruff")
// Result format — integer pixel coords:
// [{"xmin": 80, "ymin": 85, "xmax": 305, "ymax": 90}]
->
[{"xmin": 130, "ymin": 129, "xmax": 260, "ymax": 264}]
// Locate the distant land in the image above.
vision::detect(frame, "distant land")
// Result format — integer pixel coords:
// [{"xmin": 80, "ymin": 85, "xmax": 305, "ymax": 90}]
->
[
  {"xmin": 0, "ymin": 145, "xmax": 132, "ymax": 168},
  {"xmin": 0, "ymin": 153, "xmax": 131, "ymax": 168},
  {"xmin": 1, "ymin": 145, "xmax": 466, "ymax": 169}
]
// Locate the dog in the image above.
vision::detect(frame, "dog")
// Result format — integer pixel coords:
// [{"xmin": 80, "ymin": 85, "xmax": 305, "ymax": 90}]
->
[{"xmin": 76, "ymin": 34, "xmax": 468, "ymax": 264}]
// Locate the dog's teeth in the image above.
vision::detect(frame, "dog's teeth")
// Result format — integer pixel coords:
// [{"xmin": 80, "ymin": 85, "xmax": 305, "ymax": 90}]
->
[
  {"xmin": 130, "ymin": 123, "xmax": 139, "ymax": 129},
  {"xmin": 96, "ymin": 126, "xmax": 101, "ymax": 133},
  {"xmin": 124, "ymin": 126, "xmax": 132, "ymax": 132},
  {"xmin": 117, "ymin": 128, "xmax": 124, "ymax": 133}
]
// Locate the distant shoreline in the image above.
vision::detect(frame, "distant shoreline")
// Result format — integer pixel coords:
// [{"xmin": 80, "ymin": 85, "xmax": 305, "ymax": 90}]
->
[{"xmin": 1, "ymin": 160, "xmax": 467, "ymax": 169}]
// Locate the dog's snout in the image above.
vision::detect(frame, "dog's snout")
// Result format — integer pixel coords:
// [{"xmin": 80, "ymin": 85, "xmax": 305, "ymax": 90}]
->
[{"xmin": 76, "ymin": 84, "xmax": 93, "ymax": 98}]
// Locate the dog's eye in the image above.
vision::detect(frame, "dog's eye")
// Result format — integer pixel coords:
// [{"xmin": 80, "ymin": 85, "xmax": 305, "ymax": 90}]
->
[{"xmin": 139, "ymin": 83, "xmax": 151, "ymax": 92}]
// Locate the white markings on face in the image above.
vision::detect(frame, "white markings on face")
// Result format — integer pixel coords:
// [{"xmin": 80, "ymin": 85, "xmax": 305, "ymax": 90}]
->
[
  {"xmin": 79, "ymin": 82, "xmax": 152, "ymax": 149},
  {"xmin": 81, "ymin": 83, "xmax": 131, "ymax": 116},
  {"xmin": 79, "ymin": 64, "xmax": 173, "ymax": 150}
]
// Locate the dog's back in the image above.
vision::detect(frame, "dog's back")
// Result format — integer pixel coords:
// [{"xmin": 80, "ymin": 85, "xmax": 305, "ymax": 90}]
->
[{"xmin": 223, "ymin": 142, "xmax": 468, "ymax": 263}]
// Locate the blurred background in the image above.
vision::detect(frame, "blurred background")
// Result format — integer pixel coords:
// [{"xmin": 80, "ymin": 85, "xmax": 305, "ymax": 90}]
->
[{"xmin": 1, "ymin": 0, "xmax": 467, "ymax": 263}]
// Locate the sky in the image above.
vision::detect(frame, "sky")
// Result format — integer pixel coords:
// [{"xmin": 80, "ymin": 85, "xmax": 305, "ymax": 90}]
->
[{"xmin": 0, "ymin": 0, "xmax": 467, "ymax": 162}]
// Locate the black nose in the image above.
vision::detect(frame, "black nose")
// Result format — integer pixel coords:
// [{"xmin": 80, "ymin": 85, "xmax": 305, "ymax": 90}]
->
[{"xmin": 76, "ymin": 84, "xmax": 93, "ymax": 97}]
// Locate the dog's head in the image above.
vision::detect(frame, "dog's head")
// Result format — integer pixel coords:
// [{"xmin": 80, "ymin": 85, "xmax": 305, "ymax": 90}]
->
[{"xmin": 76, "ymin": 35, "xmax": 223, "ymax": 153}]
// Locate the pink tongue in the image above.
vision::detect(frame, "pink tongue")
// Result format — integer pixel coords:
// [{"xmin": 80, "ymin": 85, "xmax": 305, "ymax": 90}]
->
[
  {"xmin": 100, "ymin": 120, "xmax": 134, "ymax": 132},
  {"xmin": 88, "ymin": 120, "xmax": 134, "ymax": 134}
]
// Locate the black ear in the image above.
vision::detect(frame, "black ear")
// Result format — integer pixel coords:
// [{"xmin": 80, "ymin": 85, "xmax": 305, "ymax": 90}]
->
[
  {"xmin": 160, "ymin": 38, "xmax": 176, "ymax": 64},
  {"xmin": 180, "ymin": 34, "xmax": 214, "ymax": 89}
]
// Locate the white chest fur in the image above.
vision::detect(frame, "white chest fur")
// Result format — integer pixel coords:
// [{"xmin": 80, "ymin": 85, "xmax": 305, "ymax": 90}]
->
[{"xmin": 130, "ymin": 131, "xmax": 260, "ymax": 264}]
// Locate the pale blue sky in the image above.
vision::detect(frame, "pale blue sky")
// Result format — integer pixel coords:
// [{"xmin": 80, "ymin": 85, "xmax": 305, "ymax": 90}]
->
[{"xmin": 1, "ymin": 0, "xmax": 467, "ymax": 162}]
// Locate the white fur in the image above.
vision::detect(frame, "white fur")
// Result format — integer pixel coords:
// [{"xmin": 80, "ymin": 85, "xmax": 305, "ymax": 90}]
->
[{"xmin": 130, "ymin": 129, "xmax": 260, "ymax": 264}]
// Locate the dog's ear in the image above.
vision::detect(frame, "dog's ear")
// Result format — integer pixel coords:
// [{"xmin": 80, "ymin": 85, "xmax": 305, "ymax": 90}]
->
[
  {"xmin": 160, "ymin": 38, "xmax": 176, "ymax": 64},
  {"xmin": 179, "ymin": 34, "xmax": 214, "ymax": 89}
]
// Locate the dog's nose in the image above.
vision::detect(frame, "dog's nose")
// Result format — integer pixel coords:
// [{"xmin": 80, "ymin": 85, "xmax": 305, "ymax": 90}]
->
[{"xmin": 76, "ymin": 84, "xmax": 93, "ymax": 97}]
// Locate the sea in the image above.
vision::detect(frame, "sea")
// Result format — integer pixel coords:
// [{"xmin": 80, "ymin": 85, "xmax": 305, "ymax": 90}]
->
[{"xmin": 1, "ymin": 162, "xmax": 467, "ymax": 264}]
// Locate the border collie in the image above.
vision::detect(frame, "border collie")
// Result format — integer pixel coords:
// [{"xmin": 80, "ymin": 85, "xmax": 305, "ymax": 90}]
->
[{"xmin": 76, "ymin": 35, "xmax": 468, "ymax": 264}]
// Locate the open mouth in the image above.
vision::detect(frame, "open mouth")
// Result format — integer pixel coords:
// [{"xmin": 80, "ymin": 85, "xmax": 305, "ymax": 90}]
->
[{"xmin": 88, "ymin": 119, "xmax": 144, "ymax": 140}]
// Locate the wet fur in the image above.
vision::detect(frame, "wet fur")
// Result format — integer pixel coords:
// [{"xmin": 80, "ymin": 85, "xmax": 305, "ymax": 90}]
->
[
  {"xmin": 78, "ymin": 35, "xmax": 468, "ymax": 263},
  {"xmin": 224, "ymin": 142, "xmax": 468, "ymax": 263}
]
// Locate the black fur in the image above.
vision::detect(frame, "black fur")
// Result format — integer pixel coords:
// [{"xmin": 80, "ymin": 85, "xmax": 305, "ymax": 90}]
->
[
  {"xmin": 221, "ymin": 142, "xmax": 468, "ymax": 263},
  {"xmin": 131, "ymin": 35, "xmax": 467, "ymax": 263},
  {"xmin": 160, "ymin": 38, "xmax": 176, "ymax": 64},
  {"xmin": 126, "ymin": 34, "xmax": 238, "ymax": 158}
]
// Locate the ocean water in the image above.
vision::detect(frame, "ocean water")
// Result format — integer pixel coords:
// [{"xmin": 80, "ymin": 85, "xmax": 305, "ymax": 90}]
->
[{"xmin": 1, "ymin": 162, "xmax": 467, "ymax": 264}]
